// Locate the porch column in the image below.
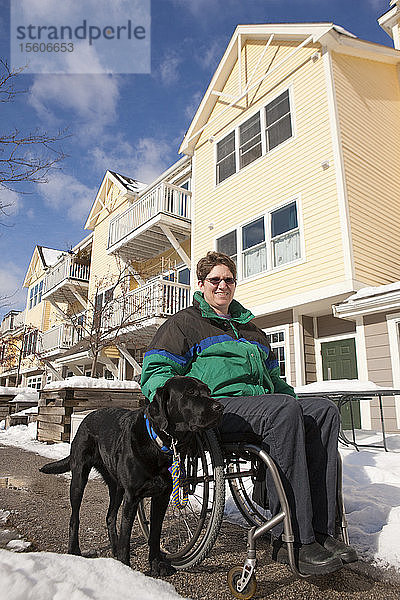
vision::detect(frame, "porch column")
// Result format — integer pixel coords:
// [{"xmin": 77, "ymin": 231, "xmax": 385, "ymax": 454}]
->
[{"xmin": 293, "ymin": 309, "xmax": 305, "ymax": 387}]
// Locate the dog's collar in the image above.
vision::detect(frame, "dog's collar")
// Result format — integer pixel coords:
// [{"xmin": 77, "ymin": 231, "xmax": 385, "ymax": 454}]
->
[{"xmin": 144, "ymin": 412, "xmax": 174, "ymax": 456}]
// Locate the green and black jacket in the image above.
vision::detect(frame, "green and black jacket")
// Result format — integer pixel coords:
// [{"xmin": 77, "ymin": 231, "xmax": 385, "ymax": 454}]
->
[{"xmin": 141, "ymin": 291, "xmax": 296, "ymax": 401}]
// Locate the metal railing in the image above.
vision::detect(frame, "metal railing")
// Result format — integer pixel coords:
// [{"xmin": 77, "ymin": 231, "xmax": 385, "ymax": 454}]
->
[
  {"xmin": 108, "ymin": 182, "xmax": 191, "ymax": 249},
  {"xmin": 40, "ymin": 324, "xmax": 78, "ymax": 353},
  {"xmin": 43, "ymin": 256, "xmax": 90, "ymax": 295},
  {"xmin": 103, "ymin": 279, "xmax": 191, "ymax": 330}
]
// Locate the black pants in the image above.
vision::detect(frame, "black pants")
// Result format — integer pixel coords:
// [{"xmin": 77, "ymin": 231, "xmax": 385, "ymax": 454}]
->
[{"xmin": 218, "ymin": 394, "xmax": 340, "ymax": 544}]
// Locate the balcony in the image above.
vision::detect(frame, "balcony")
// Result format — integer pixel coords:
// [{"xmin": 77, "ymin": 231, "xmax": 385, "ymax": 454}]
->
[
  {"xmin": 42, "ymin": 256, "xmax": 90, "ymax": 306},
  {"xmin": 107, "ymin": 182, "xmax": 191, "ymax": 261},
  {"xmin": 103, "ymin": 279, "xmax": 191, "ymax": 334},
  {"xmin": 40, "ymin": 324, "xmax": 80, "ymax": 354}
]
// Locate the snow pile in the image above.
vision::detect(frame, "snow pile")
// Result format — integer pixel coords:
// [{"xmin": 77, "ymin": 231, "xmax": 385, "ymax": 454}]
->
[
  {"xmin": 44, "ymin": 376, "xmax": 141, "ymax": 390},
  {"xmin": 340, "ymin": 434, "xmax": 400, "ymax": 570},
  {"xmin": 0, "ymin": 422, "xmax": 70, "ymax": 461},
  {"xmin": 0, "ymin": 387, "xmax": 31, "ymax": 396},
  {"xmin": 10, "ymin": 389, "xmax": 39, "ymax": 404},
  {"xmin": 0, "ymin": 550, "xmax": 188, "ymax": 600},
  {"xmin": 344, "ymin": 281, "xmax": 400, "ymax": 303}
]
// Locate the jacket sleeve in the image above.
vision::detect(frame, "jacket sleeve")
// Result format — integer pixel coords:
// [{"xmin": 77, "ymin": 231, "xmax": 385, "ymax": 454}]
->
[
  {"xmin": 268, "ymin": 363, "xmax": 297, "ymax": 397},
  {"xmin": 140, "ymin": 317, "xmax": 194, "ymax": 401}
]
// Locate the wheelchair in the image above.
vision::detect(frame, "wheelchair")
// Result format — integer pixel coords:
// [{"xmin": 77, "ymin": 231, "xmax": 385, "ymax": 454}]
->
[{"xmin": 137, "ymin": 430, "xmax": 349, "ymax": 600}]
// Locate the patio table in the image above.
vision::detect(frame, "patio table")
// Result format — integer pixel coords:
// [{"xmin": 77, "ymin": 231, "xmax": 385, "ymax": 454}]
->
[{"xmin": 296, "ymin": 388, "xmax": 400, "ymax": 452}]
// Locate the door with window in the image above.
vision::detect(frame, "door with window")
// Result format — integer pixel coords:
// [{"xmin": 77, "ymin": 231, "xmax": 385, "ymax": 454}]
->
[{"xmin": 321, "ymin": 338, "xmax": 360, "ymax": 428}]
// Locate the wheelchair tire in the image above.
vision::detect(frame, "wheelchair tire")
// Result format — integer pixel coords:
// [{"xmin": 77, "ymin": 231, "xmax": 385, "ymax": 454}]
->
[
  {"xmin": 227, "ymin": 455, "xmax": 271, "ymax": 528},
  {"xmin": 137, "ymin": 429, "xmax": 225, "ymax": 569}
]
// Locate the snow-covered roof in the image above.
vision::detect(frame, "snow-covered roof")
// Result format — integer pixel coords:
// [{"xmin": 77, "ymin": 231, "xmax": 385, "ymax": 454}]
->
[
  {"xmin": 39, "ymin": 247, "xmax": 66, "ymax": 268},
  {"xmin": 334, "ymin": 281, "xmax": 400, "ymax": 318}
]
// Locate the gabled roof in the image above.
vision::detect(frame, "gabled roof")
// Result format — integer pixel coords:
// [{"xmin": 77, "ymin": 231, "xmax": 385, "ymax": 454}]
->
[
  {"xmin": 179, "ymin": 22, "xmax": 400, "ymax": 155},
  {"xmin": 23, "ymin": 245, "xmax": 65, "ymax": 288},
  {"xmin": 85, "ymin": 170, "xmax": 142, "ymax": 230}
]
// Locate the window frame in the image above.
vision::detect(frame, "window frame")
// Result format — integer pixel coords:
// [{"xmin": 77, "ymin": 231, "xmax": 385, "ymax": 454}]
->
[
  {"xmin": 214, "ymin": 86, "xmax": 294, "ymax": 186},
  {"xmin": 214, "ymin": 197, "xmax": 303, "ymax": 281},
  {"xmin": 262, "ymin": 325, "xmax": 291, "ymax": 384}
]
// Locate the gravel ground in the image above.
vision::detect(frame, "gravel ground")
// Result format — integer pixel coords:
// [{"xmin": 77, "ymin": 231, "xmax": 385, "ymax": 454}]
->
[{"xmin": 1, "ymin": 443, "xmax": 400, "ymax": 600}]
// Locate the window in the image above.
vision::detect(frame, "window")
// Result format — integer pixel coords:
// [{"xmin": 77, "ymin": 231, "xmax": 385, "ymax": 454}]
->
[
  {"xmin": 242, "ymin": 217, "xmax": 267, "ymax": 278},
  {"xmin": 265, "ymin": 90, "xmax": 292, "ymax": 151},
  {"xmin": 22, "ymin": 330, "xmax": 38, "ymax": 357},
  {"xmin": 215, "ymin": 89, "xmax": 293, "ymax": 184},
  {"xmin": 216, "ymin": 200, "xmax": 301, "ymax": 280},
  {"xmin": 271, "ymin": 201, "xmax": 300, "ymax": 267},
  {"xmin": 239, "ymin": 113, "xmax": 262, "ymax": 169},
  {"xmin": 29, "ymin": 280, "xmax": 44, "ymax": 309},
  {"xmin": 216, "ymin": 131, "xmax": 236, "ymax": 184},
  {"xmin": 27, "ymin": 375, "xmax": 42, "ymax": 390},
  {"xmin": 264, "ymin": 329, "xmax": 287, "ymax": 381}
]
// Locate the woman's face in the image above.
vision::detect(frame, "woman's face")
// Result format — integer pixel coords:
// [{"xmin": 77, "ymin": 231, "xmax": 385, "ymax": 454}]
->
[{"xmin": 198, "ymin": 264, "xmax": 236, "ymax": 314}]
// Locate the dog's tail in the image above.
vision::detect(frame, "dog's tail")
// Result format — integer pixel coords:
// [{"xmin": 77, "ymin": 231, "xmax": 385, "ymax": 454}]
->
[{"xmin": 39, "ymin": 456, "xmax": 71, "ymax": 474}]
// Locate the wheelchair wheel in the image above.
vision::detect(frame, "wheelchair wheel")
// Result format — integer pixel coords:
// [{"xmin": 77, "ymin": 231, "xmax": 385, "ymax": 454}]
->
[
  {"xmin": 137, "ymin": 429, "xmax": 225, "ymax": 569},
  {"xmin": 227, "ymin": 454, "xmax": 270, "ymax": 528}
]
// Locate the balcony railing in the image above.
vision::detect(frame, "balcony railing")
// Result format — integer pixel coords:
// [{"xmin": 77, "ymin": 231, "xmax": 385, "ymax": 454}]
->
[
  {"xmin": 108, "ymin": 182, "xmax": 191, "ymax": 250},
  {"xmin": 40, "ymin": 324, "xmax": 79, "ymax": 353},
  {"xmin": 103, "ymin": 279, "xmax": 191, "ymax": 331},
  {"xmin": 43, "ymin": 256, "xmax": 90, "ymax": 295}
]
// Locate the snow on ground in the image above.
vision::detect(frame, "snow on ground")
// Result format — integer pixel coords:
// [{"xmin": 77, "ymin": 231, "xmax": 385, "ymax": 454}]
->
[
  {"xmin": 44, "ymin": 376, "xmax": 140, "ymax": 390},
  {"xmin": 0, "ymin": 549, "xmax": 188, "ymax": 600},
  {"xmin": 0, "ymin": 422, "xmax": 400, "ymax": 599}
]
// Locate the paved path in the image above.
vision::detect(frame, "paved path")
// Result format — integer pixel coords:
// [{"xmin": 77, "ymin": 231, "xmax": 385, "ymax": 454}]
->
[{"xmin": 1, "ymin": 443, "xmax": 400, "ymax": 600}]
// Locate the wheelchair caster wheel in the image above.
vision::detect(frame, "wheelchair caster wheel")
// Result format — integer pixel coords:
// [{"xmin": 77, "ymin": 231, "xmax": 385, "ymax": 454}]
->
[{"xmin": 227, "ymin": 566, "xmax": 257, "ymax": 599}]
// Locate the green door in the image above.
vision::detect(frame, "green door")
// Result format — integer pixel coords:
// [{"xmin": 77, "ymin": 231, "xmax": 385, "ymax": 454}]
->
[{"xmin": 321, "ymin": 338, "xmax": 360, "ymax": 429}]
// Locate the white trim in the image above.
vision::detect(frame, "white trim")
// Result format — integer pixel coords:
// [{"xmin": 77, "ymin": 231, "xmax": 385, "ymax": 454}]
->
[
  {"xmin": 293, "ymin": 309, "xmax": 305, "ymax": 386},
  {"xmin": 190, "ymin": 153, "xmax": 196, "ymax": 296},
  {"xmin": 355, "ymin": 316, "xmax": 371, "ymax": 429},
  {"xmin": 315, "ymin": 332, "xmax": 356, "ymax": 381},
  {"xmin": 386, "ymin": 313, "xmax": 400, "ymax": 428},
  {"xmin": 251, "ymin": 279, "xmax": 358, "ymax": 318},
  {"xmin": 322, "ymin": 47, "xmax": 354, "ymax": 283},
  {"xmin": 262, "ymin": 324, "xmax": 292, "ymax": 386}
]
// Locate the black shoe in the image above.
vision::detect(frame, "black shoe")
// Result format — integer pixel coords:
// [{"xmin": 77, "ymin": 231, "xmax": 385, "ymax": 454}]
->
[
  {"xmin": 272, "ymin": 538, "xmax": 343, "ymax": 575},
  {"xmin": 315, "ymin": 533, "xmax": 358, "ymax": 564}
]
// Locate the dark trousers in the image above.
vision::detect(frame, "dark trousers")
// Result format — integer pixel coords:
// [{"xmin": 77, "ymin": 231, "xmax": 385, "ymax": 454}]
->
[{"xmin": 218, "ymin": 394, "xmax": 340, "ymax": 544}]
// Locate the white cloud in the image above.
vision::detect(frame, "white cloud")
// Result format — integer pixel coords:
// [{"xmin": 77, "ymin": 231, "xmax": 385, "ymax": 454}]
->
[
  {"xmin": 196, "ymin": 39, "xmax": 223, "ymax": 71},
  {"xmin": 170, "ymin": 0, "xmax": 218, "ymax": 17},
  {"xmin": 0, "ymin": 188, "xmax": 22, "ymax": 217},
  {"xmin": 37, "ymin": 172, "xmax": 97, "ymax": 222},
  {"xmin": 90, "ymin": 135, "xmax": 175, "ymax": 185},
  {"xmin": 158, "ymin": 51, "xmax": 182, "ymax": 86},
  {"xmin": 367, "ymin": 0, "xmax": 387, "ymax": 9},
  {"xmin": 184, "ymin": 90, "xmax": 203, "ymax": 121},
  {"xmin": 0, "ymin": 262, "xmax": 27, "ymax": 310},
  {"xmin": 28, "ymin": 72, "xmax": 120, "ymax": 135}
]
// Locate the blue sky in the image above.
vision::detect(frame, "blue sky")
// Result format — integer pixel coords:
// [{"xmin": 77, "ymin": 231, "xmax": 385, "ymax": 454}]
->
[{"xmin": 0, "ymin": 0, "xmax": 394, "ymax": 318}]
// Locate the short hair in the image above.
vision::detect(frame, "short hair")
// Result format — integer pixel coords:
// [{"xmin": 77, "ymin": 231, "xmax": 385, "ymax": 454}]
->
[{"xmin": 196, "ymin": 251, "xmax": 237, "ymax": 281}]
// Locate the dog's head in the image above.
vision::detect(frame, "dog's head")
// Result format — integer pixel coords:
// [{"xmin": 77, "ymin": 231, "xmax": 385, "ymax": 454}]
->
[{"xmin": 147, "ymin": 376, "xmax": 223, "ymax": 437}]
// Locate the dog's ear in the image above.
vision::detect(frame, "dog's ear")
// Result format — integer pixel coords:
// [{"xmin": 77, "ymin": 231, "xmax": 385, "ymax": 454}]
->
[{"xmin": 147, "ymin": 385, "xmax": 169, "ymax": 431}]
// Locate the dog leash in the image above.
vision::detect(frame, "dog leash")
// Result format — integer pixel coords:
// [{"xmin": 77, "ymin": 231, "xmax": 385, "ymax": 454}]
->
[
  {"xmin": 144, "ymin": 413, "xmax": 188, "ymax": 508},
  {"xmin": 169, "ymin": 441, "xmax": 189, "ymax": 508}
]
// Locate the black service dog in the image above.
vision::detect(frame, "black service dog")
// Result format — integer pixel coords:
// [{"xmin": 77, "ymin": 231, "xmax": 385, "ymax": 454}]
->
[{"xmin": 39, "ymin": 376, "xmax": 223, "ymax": 576}]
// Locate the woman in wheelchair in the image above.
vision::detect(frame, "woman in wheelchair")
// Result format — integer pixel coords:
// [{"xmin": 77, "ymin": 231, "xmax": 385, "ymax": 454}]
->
[{"xmin": 141, "ymin": 251, "xmax": 357, "ymax": 576}]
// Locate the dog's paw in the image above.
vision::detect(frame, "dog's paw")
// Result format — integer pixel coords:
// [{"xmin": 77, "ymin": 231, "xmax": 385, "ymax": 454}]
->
[{"xmin": 149, "ymin": 558, "xmax": 176, "ymax": 577}]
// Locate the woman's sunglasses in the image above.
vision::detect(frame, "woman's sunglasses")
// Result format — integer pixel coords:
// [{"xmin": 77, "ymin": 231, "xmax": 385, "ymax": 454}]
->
[{"xmin": 204, "ymin": 277, "xmax": 236, "ymax": 286}]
